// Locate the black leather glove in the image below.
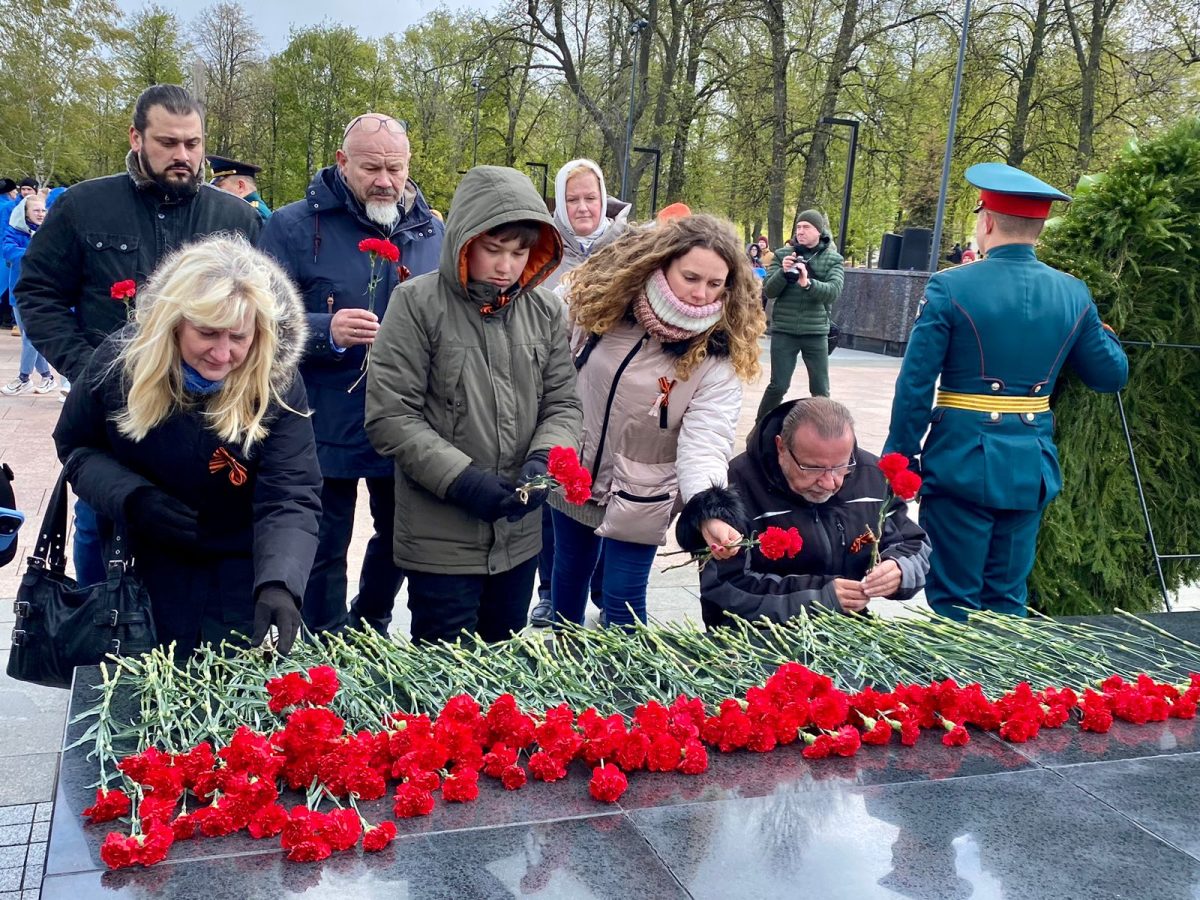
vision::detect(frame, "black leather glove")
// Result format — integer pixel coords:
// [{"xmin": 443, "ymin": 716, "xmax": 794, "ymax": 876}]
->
[
  {"xmin": 508, "ymin": 452, "xmax": 550, "ymax": 521},
  {"xmin": 124, "ymin": 486, "xmax": 199, "ymax": 546},
  {"xmin": 446, "ymin": 466, "xmax": 524, "ymax": 523},
  {"xmin": 251, "ymin": 584, "xmax": 301, "ymax": 655}
]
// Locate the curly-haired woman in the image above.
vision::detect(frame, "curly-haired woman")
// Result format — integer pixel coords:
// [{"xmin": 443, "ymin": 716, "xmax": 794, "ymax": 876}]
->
[
  {"xmin": 54, "ymin": 236, "xmax": 322, "ymax": 657},
  {"xmin": 548, "ymin": 214, "xmax": 766, "ymax": 627}
]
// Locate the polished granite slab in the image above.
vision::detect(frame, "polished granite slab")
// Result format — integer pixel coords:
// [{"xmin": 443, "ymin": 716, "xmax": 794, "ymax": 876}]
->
[
  {"xmin": 1054, "ymin": 750, "xmax": 1200, "ymax": 859},
  {"xmin": 42, "ymin": 612, "xmax": 1200, "ymax": 897},
  {"xmin": 628, "ymin": 767, "xmax": 1200, "ymax": 900}
]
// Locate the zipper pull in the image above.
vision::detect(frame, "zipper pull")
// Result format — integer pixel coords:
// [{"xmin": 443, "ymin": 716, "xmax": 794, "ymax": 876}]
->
[
  {"xmin": 836, "ymin": 519, "xmax": 846, "ymax": 548},
  {"xmin": 326, "ymin": 294, "xmax": 334, "ymax": 315}
]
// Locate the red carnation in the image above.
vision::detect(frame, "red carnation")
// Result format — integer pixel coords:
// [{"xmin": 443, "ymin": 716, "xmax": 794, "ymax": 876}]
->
[
  {"xmin": 563, "ymin": 472, "xmax": 593, "ymax": 505},
  {"xmin": 861, "ymin": 717, "xmax": 892, "ymax": 746},
  {"xmin": 758, "ymin": 526, "xmax": 804, "ymax": 561},
  {"xmin": 110, "ymin": 279, "xmax": 136, "ymax": 301},
  {"xmin": 500, "ymin": 764, "xmax": 528, "ymax": 791},
  {"xmin": 305, "ymin": 666, "xmax": 340, "ymax": 706},
  {"xmin": 442, "ymin": 768, "xmax": 480, "ymax": 803},
  {"xmin": 801, "ymin": 734, "xmax": 835, "ymax": 759},
  {"xmin": 266, "ymin": 672, "xmax": 309, "ymax": 713},
  {"xmin": 99, "ymin": 831, "xmax": 140, "ymax": 869},
  {"xmin": 136, "ymin": 820, "xmax": 175, "ymax": 866},
  {"xmin": 528, "ymin": 751, "xmax": 568, "ymax": 782},
  {"xmin": 941, "ymin": 724, "xmax": 970, "ymax": 747},
  {"xmin": 678, "ymin": 740, "xmax": 709, "ymax": 775},
  {"xmin": 83, "ymin": 787, "xmax": 132, "ymax": 824},
  {"xmin": 832, "ymin": 725, "xmax": 862, "ymax": 757},
  {"xmin": 548, "ymin": 446, "xmax": 582, "ymax": 481},
  {"xmin": 877, "ymin": 452, "xmax": 909, "ymax": 480},
  {"xmin": 170, "ymin": 814, "xmax": 197, "ymax": 841},
  {"xmin": 247, "ymin": 803, "xmax": 289, "ymax": 839},
  {"xmin": 358, "ymin": 237, "xmax": 400, "ymax": 263},
  {"xmin": 889, "ymin": 469, "xmax": 922, "ymax": 501},
  {"xmin": 393, "ymin": 782, "xmax": 436, "ymax": 818},
  {"xmin": 363, "ymin": 821, "xmax": 398, "ymax": 852},
  {"xmin": 588, "ymin": 763, "xmax": 628, "ymax": 803}
]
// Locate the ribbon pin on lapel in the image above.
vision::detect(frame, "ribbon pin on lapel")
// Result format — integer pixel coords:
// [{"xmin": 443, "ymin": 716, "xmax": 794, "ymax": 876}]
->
[{"xmin": 209, "ymin": 447, "xmax": 248, "ymax": 486}]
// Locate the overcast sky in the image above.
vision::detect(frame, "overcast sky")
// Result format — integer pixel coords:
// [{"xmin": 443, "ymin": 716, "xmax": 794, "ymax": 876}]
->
[{"xmin": 116, "ymin": 0, "xmax": 504, "ymax": 52}]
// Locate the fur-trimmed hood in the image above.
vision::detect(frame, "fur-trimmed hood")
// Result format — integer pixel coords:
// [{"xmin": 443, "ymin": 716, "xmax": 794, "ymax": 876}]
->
[{"xmin": 130, "ymin": 237, "xmax": 309, "ymax": 397}]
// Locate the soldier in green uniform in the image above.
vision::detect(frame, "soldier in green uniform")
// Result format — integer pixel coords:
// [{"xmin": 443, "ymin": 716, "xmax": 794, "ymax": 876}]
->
[
  {"xmin": 884, "ymin": 163, "xmax": 1128, "ymax": 621},
  {"xmin": 207, "ymin": 154, "xmax": 272, "ymax": 221}
]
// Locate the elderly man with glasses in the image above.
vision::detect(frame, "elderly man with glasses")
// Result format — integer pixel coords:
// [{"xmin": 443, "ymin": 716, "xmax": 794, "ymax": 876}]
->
[
  {"xmin": 677, "ymin": 397, "xmax": 930, "ymax": 628},
  {"xmin": 258, "ymin": 112, "xmax": 444, "ymax": 637}
]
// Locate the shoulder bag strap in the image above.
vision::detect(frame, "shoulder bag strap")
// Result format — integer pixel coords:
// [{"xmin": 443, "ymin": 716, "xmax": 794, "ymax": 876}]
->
[{"xmin": 29, "ymin": 463, "xmax": 72, "ymax": 574}]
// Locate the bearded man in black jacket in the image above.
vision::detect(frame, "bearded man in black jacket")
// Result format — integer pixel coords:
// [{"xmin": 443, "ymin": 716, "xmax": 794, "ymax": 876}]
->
[{"xmin": 17, "ymin": 84, "xmax": 261, "ymax": 587}]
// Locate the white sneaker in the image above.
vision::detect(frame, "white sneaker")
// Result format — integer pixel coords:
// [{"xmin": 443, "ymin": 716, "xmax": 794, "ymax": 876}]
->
[
  {"xmin": 32, "ymin": 375, "xmax": 56, "ymax": 394},
  {"xmin": 1, "ymin": 378, "xmax": 31, "ymax": 395}
]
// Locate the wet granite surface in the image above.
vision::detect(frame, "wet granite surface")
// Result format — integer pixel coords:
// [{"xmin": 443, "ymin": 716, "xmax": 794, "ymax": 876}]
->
[{"xmin": 42, "ymin": 612, "xmax": 1200, "ymax": 898}]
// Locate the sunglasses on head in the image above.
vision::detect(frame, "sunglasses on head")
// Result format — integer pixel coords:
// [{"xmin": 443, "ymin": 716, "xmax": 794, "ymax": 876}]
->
[{"xmin": 342, "ymin": 115, "xmax": 408, "ymax": 140}]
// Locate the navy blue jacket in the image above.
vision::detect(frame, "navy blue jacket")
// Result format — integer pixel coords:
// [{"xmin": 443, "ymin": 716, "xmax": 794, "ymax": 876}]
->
[{"xmin": 258, "ymin": 167, "xmax": 444, "ymax": 478}]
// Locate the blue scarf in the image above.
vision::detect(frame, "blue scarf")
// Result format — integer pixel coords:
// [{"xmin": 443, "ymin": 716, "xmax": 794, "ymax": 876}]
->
[{"xmin": 181, "ymin": 362, "xmax": 224, "ymax": 395}]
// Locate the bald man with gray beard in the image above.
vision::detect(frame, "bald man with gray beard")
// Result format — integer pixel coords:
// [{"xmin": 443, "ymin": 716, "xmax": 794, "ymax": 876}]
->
[{"xmin": 258, "ymin": 113, "xmax": 445, "ymax": 637}]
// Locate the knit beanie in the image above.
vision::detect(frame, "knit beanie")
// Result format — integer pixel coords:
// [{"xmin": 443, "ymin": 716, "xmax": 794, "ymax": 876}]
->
[{"xmin": 794, "ymin": 208, "xmax": 828, "ymax": 235}]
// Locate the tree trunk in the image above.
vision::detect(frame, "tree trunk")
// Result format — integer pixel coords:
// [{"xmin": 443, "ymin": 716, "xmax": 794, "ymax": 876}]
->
[
  {"xmin": 765, "ymin": 0, "xmax": 788, "ymax": 248},
  {"xmin": 1008, "ymin": 0, "xmax": 1050, "ymax": 166},
  {"xmin": 796, "ymin": 0, "xmax": 859, "ymax": 214}
]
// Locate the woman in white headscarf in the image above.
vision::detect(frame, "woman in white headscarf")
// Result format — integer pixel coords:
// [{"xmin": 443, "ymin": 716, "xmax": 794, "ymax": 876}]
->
[
  {"xmin": 530, "ymin": 159, "xmax": 631, "ymax": 628},
  {"xmin": 542, "ymin": 159, "xmax": 631, "ymax": 293}
]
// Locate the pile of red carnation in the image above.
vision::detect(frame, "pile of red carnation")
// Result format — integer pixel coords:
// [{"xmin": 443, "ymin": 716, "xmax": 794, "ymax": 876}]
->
[{"xmin": 83, "ymin": 663, "xmax": 1200, "ymax": 868}]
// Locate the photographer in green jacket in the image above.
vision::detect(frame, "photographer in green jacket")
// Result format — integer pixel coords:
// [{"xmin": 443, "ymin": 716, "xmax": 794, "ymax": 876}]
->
[{"xmin": 756, "ymin": 208, "xmax": 845, "ymax": 419}]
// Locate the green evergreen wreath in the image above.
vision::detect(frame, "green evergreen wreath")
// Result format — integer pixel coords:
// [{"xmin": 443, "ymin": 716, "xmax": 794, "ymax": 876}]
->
[{"xmin": 1033, "ymin": 119, "xmax": 1200, "ymax": 615}]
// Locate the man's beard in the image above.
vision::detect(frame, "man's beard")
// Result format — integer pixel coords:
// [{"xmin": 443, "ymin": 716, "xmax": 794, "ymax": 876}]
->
[
  {"xmin": 365, "ymin": 198, "xmax": 400, "ymax": 229},
  {"xmin": 140, "ymin": 149, "xmax": 200, "ymax": 199}
]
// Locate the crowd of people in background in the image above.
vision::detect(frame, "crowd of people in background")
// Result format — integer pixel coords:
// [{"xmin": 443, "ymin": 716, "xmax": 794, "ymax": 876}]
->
[{"xmin": 0, "ymin": 82, "xmax": 1125, "ymax": 662}]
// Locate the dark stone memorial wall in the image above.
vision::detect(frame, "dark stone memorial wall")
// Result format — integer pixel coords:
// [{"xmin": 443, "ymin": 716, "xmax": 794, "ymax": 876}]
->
[{"xmin": 832, "ymin": 268, "xmax": 930, "ymax": 357}]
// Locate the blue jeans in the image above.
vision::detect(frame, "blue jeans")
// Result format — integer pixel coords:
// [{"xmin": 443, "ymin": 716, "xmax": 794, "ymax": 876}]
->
[
  {"xmin": 11, "ymin": 302, "xmax": 49, "ymax": 380},
  {"xmin": 550, "ymin": 509, "xmax": 658, "ymax": 627},
  {"xmin": 73, "ymin": 499, "xmax": 106, "ymax": 587}
]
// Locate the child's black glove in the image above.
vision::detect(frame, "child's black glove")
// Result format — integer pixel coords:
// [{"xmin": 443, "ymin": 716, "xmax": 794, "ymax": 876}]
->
[{"xmin": 447, "ymin": 466, "xmax": 524, "ymax": 522}]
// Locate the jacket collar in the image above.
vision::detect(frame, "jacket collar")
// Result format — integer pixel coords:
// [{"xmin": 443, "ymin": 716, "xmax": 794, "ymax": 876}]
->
[{"xmin": 983, "ymin": 243, "xmax": 1038, "ymax": 260}]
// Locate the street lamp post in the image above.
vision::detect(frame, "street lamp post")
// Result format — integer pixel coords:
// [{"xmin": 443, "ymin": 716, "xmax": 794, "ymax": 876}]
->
[
  {"xmin": 633, "ymin": 146, "xmax": 661, "ymax": 215},
  {"xmin": 818, "ymin": 116, "xmax": 859, "ymax": 256},
  {"xmin": 929, "ymin": 0, "xmax": 973, "ymax": 271},
  {"xmin": 620, "ymin": 19, "xmax": 650, "ymax": 202},
  {"xmin": 471, "ymin": 75, "xmax": 486, "ymax": 167},
  {"xmin": 527, "ymin": 161, "xmax": 549, "ymax": 201}
]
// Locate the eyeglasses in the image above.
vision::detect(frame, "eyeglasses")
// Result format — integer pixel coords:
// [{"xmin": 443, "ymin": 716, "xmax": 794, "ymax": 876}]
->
[
  {"xmin": 343, "ymin": 115, "xmax": 408, "ymax": 140},
  {"xmin": 973, "ymin": 200, "xmax": 985, "ymax": 214},
  {"xmin": 783, "ymin": 441, "xmax": 856, "ymax": 477}
]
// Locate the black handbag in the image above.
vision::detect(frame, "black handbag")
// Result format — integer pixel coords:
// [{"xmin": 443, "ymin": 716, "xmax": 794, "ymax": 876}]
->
[
  {"xmin": 6, "ymin": 464, "xmax": 157, "ymax": 689},
  {"xmin": 827, "ymin": 324, "xmax": 841, "ymax": 355}
]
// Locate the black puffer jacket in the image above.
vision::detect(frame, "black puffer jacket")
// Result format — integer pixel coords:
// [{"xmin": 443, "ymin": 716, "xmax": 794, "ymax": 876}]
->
[
  {"xmin": 17, "ymin": 152, "xmax": 261, "ymax": 383},
  {"xmin": 676, "ymin": 400, "xmax": 930, "ymax": 628},
  {"xmin": 52, "ymin": 276, "xmax": 321, "ymax": 655}
]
